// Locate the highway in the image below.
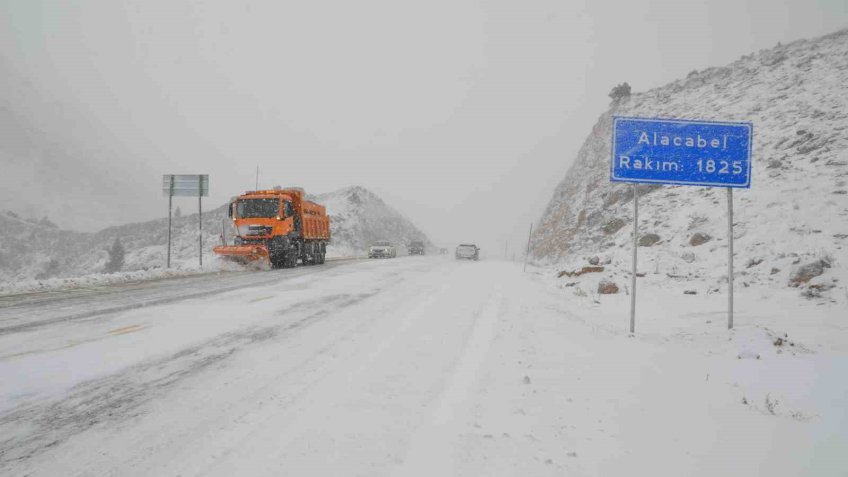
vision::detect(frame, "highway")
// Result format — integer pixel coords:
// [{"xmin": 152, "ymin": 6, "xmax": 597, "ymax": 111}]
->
[{"xmin": 1, "ymin": 256, "xmax": 842, "ymax": 476}]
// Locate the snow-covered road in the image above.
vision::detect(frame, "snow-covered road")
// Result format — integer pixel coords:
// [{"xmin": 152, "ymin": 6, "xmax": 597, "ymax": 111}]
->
[
  {"xmin": 1, "ymin": 257, "xmax": 845, "ymax": 476},
  {"xmin": 0, "ymin": 258, "xmax": 359, "ymax": 335}
]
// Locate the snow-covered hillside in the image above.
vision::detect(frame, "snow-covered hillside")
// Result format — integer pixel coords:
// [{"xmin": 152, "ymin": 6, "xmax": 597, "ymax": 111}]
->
[
  {"xmin": 311, "ymin": 186, "xmax": 433, "ymax": 258},
  {"xmin": 0, "ymin": 213, "xmax": 94, "ymax": 282},
  {"xmin": 0, "ymin": 204, "xmax": 232, "ymax": 285},
  {"xmin": 532, "ymin": 29, "xmax": 848, "ymax": 305},
  {"xmin": 0, "ymin": 186, "xmax": 432, "ymax": 285}
]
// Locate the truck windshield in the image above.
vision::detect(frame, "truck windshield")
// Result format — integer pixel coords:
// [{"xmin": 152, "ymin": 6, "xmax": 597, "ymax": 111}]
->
[{"xmin": 237, "ymin": 199, "xmax": 279, "ymax": 218}]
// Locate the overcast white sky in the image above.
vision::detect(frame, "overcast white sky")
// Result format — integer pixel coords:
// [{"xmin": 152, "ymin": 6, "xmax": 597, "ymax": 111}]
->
[{"xmin": 1, "ymin": 0, "xmax": 846, "ymax": 252}]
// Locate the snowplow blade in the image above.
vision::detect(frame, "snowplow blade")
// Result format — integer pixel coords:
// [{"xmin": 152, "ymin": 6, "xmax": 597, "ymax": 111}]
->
[{"xmin": 213, "ymin": 245, "xmax": 269, "ymax": 263}]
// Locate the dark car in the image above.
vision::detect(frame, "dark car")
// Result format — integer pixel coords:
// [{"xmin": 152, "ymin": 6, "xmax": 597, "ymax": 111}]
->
[
  {"xmin": 408, "ymin": 240, "xmax": 426, "ymax": 255},
  {"xmin": 455, "ymin": 243, "xmax": 479, "ymax": 261}
]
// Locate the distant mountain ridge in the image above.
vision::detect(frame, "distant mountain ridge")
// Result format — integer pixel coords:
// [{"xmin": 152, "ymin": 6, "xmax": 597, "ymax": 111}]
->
[
  {"xmin": 310, "ymin": 186, "xmax": 433, "ymax": 257},
  {"xmin": 0, "ymin": 186, "xmax": 433, "ymax": 282},
  {"xmin": 531, "ymin": 29, "xmax": 848, "ymax": 301}
]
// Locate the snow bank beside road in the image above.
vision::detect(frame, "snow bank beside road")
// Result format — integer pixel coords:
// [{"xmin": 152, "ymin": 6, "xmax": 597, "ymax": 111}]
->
[
  {"xmin": 0, "ymin": 256, "xmax": 364, "ymax": 297},
  {"xmin": 494, "ymin": 265, "xmax": 848, "ymax": 476},
  {"xmin": 529, "ymin": 261, "xmax": 847, "ymax": 472},
  {"xmin": 0, "ymin": 257, "xmax": 245, "ymax": 296}
]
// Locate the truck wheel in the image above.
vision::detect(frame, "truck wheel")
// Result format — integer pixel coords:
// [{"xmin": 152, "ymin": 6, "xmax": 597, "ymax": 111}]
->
[
  {"xmin": 280, "ymin": 245, "xmax": 298, "ymax": 268},
  {"xmin": 269, "ymin": 250, "xmax": 285, "ymax": 269},
  {"xmin": 270, "ymin": 254, "xmax": 284, "ymax": 269},
  {"xmin": 268, "ymin": 237, "xmax": 289, "ymax": 269},
  {"xmin": 304, "ymin": 244, "xmax": 321, "ymax": 265}
]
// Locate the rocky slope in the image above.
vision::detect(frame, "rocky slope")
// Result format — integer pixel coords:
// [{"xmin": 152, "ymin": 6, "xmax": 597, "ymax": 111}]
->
[
  {"xmin": 532, "ymin": 29, "xmax": 848, "ymax": 302},
  {"xmin": 0, "ymin": 186, "xmax": 432, "ymax": 282}
]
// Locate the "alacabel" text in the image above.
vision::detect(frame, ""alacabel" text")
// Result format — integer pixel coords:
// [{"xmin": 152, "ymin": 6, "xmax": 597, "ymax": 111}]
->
[{"xmin": 637, "ymin": 131, "xmax": 728, "ymax": 150}]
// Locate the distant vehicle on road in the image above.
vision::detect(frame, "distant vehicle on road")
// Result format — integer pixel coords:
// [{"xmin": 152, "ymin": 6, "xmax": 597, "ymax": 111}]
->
[
  {"xmin": 455, "ymin": 243, "xmax": 479, "ymax": 261},
  {"xmin": 439, "ymin": 248, "xmax": 448, "ymax": 255},
  {"xmin": 407, "ymin": 240, "xmax": 426, "ymax": 255},
  {"xmin": 369, "ymin": 241, "xmax": 397, "ymax": 259}
]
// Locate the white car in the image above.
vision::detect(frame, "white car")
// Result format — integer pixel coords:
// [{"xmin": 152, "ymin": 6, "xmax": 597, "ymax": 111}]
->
[
  {"xmin": 455, "ymin": 243, "xmax": 479, "ymax": 261},
  {"xmin": 369, "ymin": 241, "xmax": 397, "ymax": 258}
]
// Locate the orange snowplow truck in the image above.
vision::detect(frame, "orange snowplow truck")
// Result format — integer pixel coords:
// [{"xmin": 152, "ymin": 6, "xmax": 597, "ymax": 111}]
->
[{"xmin": 213, "ymin": 188, "xmax": 330, "ymax": 268}]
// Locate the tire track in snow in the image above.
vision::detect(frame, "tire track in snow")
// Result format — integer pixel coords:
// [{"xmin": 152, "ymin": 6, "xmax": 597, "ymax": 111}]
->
[
  {"xmin": 148, "ymin": 261, "xmax": 464, "ymax": 477},
  {"xmin": 391, "ymin": 285, "xmax": 504, "ymax": 477},
  {"xmin": 0, "ymin": 290, "xmax": 378, "ymax": 469},
  {"xmin": 0, "ymin": 260, "xmax": 360, "ymax": 336},
  {"xmin": 2, "ymin": 259, "xmax": 494, "ymax": 476},
  {"xmin": 159, "ymin": 266, "xmax": 456, "ymax": 476}
]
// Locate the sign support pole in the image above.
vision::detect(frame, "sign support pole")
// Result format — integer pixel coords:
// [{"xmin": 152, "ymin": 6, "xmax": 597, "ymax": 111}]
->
[
  {"xmin": 630, "ymin": 184, "xmax": 638, "ymax": 334},
  {"xmin": 198, "ymin": 175, "xmax": 203, "ymax": 268},
  {"xmin": 611, "ymin": 117, "xmax": 751, "ymax": 334},
  {"xmin": 167, "ymin": 176, "xmax": 174, "ymax": 269},
  {"xmin": 163, "ymin": 174, "xmax": 209, "ymax": 269},
  {"xmin": 727, "ymin": 188, "xmax": 734, "ymax": 329},
  {"xmin": 523, "ymin": 222, "xmax": 533, "ymax": 272}
]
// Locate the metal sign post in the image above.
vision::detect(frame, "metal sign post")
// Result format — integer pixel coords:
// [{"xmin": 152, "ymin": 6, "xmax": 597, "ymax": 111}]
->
[
  {"xmin": 198, "ymin": 175, "xmax": 203, "ymax": 268},
  {"xmin": 630, "ymin": 184, "xmax": 638, "ymax": 334},
  {"xmin": 163, "ymin": 174, "xmax": 209, "ymax": 269},
  {"xmin": 167, "ymin": 176, "xmax": 174, "ymax": 268},
  {"xmin": 727, "ymin": 188, "xmax": 734, "ymax": 329},
  {"xmin": 523, "ymin": 222, "xmax": 533, "ymax": 272},
  {"xmin": 611, "ymin": 117, "xmax": 752, "ymax": 332}
]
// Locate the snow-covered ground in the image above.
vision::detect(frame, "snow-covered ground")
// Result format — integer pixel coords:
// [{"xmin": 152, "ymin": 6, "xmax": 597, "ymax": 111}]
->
[
  {"xmin": 532, "ymin": 29, "xmax": 848, "ymax": 309},
  {"xmin": 1, "ymin": 256, "xmax": 844, "ymax": 476},
  {"xmin": 0, "ymin": 256, "xmax": 245, "ymax": 297}
]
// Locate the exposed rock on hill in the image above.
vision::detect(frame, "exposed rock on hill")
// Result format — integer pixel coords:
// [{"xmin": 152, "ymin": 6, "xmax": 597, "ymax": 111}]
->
[{"xmin": 532, "ymin": 29, "xmax": 848, "ymax": 301}]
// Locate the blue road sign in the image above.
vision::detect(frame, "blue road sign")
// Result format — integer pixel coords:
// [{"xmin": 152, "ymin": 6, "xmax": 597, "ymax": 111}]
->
[{"xmin": 611, "ymin": 117, "xmax": 752, "ymax": 188}]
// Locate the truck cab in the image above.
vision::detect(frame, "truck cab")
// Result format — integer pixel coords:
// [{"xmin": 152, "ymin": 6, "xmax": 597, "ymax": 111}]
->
[{"xmin": 229, "ymin": 193, "xmax": 298, "ymax": 244}]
